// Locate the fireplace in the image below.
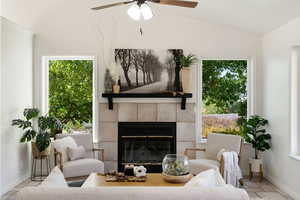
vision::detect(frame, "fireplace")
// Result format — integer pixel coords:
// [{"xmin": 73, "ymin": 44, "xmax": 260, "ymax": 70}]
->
[{"xmin": 118, "ymin": 122, "xmax": 176, "ymax": 173}]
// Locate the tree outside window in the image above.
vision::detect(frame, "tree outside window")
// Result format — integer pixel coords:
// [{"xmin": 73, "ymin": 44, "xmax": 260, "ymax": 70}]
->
[
  {"xmin": 202, "ymin": 60, "xmax": 247, "ymax": 138},
  {"xmin": 49, "ymin": 60, "xmax": 93, "ymax": 131}
]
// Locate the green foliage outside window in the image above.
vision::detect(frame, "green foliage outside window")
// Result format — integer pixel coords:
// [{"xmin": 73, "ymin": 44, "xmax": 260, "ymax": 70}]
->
[
  {"xmin": 49, "ymin": 60, "xmax": 93, "ymax": 127},
  {"xmin": 202, "ymin": 60, "xmax": 247, "ymax": 117}
]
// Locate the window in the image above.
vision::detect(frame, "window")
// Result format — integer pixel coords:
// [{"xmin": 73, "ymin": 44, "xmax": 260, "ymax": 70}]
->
[
  {"xmin": 42, "ymin": 56, "xmax": 98, "ymax": 140},
  {"xmin": 201, "ymin": 60, "xmax": 248, "ymax": 139},
  {"xmin": 290, "ymin": 47, "xmax": 300, "ymax": 159}
]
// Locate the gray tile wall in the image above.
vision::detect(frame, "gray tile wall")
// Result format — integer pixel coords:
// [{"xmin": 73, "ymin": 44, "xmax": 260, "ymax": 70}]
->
[{"xmin": 98, "ymin": 102, "xmax": 196, "ymax": 172}]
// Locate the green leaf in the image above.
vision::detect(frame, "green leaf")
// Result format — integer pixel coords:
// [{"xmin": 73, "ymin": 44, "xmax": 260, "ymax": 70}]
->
[
  {"xmin": 20, "ymin": 129, "xmax": 37, "ymax": 143},
  {"xmin": 35, "ymin": 131, "xmax": 51, "ymax": 152},
  {"xmin": 12, "ymin": 119, "xmax": 32, "ymax": 129},
  {"xmin": 23, "ymin": 108, "xmax": 39, "ymax": 120}
]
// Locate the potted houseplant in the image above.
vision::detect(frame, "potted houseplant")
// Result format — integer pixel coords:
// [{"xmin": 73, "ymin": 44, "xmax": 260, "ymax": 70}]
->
[
  {"xmin": 12, "ymin": 108, "xmax": 63, "ymax": 158},
  {"xmin": 179, "ymin": 54, "xmax": 198, "ymax": 92},
  {"xmin": 239, "ymin": 115, "xmax": 271, "ymax": 172}
]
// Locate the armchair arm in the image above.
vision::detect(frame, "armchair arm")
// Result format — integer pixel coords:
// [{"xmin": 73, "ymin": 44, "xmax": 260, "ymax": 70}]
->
[
  {"xmin": 220, "ymin": 155, "xmax": 224, "ymax": 177},
  {"xmin": 93, "ymin": 148, "xmax": 104, "ymax": 161},
  {"xmin": 184, "ymin": 148, "xmax": 206, "ymax": 159},
  {"xmin": 54, "ymin": 151, "xmax": 63, "ymax": 171}
]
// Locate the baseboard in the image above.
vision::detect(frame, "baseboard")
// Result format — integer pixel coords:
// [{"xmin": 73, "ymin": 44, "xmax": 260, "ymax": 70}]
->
[
  {"xmin": 1, "ymin": 173, "xmax": 30, "ymax": 197},
  {"xmin": 265, "ymin": 175, "xmax": 300, "ymax": 200}
]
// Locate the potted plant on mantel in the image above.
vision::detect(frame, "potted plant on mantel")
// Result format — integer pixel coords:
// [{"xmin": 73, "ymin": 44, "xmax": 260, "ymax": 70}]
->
[
  {"xmin": 179, "ymin": 54, "xmax": 198, "ymax": 93},
  {"xmin": 239, "ymin": 115, "xmax": 271, "ymax": 173},
  {"xmin": 12, "ymin": 108, "xmax": 63, "ymax": 158}
]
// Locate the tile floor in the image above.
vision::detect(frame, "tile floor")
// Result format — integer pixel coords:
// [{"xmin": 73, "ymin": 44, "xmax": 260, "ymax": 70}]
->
[{"xmin": 1, "ymin": 177, "xmax": 294, "ymax": 200}]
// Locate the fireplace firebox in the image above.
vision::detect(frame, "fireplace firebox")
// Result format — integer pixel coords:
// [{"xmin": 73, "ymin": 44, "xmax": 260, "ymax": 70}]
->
[{"xmin": 118, "ymin": 122, "xmax": 176, "ymax": 173}]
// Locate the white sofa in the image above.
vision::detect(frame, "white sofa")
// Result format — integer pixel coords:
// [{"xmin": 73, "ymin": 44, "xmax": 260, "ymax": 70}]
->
[
  {"xmin": 16, "ymin": 166, "xmax": 249, "ymax": 200},
  {"xmin": 17, "ymin": 186, "xmax": 249, "ymax": 200}
]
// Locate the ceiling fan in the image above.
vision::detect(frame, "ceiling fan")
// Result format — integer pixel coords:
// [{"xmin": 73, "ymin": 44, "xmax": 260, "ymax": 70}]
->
[{"xmin": 91, "ymin": 0, "xmax": 198, "ymax": 21}]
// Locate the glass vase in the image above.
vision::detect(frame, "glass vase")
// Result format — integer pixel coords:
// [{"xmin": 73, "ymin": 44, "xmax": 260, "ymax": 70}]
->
[{"xmin": 162, "ymin": 154, "xmax": 189, "ymax": 176}]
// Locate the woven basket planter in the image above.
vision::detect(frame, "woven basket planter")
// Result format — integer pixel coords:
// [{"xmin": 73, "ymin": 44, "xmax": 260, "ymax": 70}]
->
[{"xmin": 31, "ymin": 142, "xmax": 51, "ymax": 158}]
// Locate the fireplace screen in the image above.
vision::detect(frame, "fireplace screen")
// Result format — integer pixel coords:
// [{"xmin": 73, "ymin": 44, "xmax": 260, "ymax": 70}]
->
[{"xmin": 118, "ymin": 122, "xmax": 176, "ymax": 172}]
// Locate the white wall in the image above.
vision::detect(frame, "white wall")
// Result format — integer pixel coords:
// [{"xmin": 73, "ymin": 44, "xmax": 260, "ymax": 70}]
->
[
  {"xmin": 2, "ymin": 0, "xmax": 262, "ymax": 111},
  {"xmin": 0, "ymin": 17, "xmax": 33, "ymax": 196},
  {"xmin": 262, "ymin": 17, "xmax": 300, "ymax": 200}
]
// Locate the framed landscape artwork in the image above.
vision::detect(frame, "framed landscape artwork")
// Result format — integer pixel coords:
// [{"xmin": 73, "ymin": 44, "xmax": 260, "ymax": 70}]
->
[{"xmin": 114, "ymin": 49, "xmax": 183, "ymax": 93}]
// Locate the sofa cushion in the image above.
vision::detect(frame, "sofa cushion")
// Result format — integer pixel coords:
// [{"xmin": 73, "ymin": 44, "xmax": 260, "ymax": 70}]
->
[
  {"xmin": 40, "ymin": 166, "xmax": 68, "ymax": 188},
  {"xmin": 53, "ymin": 136, "xmax": 77, "ymax": 163},
  {"xmin": 63, "ymin": 158, "xmax": 104, "ymax": 178},
  {"xmin": 189, "ymin": 159, "xmax": 220, "ymax": 175}
]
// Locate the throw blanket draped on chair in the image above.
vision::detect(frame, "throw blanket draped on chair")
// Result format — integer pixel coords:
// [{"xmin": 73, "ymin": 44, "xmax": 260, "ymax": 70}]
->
[{"xmin": 222, "ymin": 151, "xmax": 242, "ymax": 187}]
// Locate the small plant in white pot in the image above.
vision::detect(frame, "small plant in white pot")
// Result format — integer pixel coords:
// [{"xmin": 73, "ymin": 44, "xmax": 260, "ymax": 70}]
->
[
  {"xmin": 179, "ymin": 54, "xmax": 197, "ymax": 93},
  {"xmin": 239, "ymin": 115, "xmax": 271, "ymax": 173}
]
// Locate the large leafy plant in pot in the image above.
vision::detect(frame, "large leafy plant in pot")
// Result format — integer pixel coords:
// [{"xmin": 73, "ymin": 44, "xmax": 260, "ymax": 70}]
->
[
  {"xmin": 12, "ymin": 108, "xmax": 63, "ymax": 157},
  {"xmin": 239, "ymin": 115, "xmax": 271, "ymax": 172}
]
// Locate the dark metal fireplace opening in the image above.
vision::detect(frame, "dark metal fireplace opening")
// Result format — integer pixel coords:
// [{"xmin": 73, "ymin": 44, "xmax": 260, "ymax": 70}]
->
[{"xmin": 118, "ymin": 122, "xmax": 176, "ymax": 173}]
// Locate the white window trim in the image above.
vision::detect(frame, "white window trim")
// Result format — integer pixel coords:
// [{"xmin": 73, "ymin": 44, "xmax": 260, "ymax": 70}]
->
[
  {"xmin": 41, "ymin": 56, "xmax": 99, "ymax": 142},
  {"xmin": 196, "ymin": 57, "xmax": 255, "ymax": 143},
  {"xmin": 290, "ymin": 46, "xmax": 300, "ymax": 159}
]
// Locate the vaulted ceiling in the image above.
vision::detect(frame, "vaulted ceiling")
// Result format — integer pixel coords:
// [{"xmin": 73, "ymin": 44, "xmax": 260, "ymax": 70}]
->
[{"xmin": 3, "ymin": 0, "xmax": 300, "ymax": 34}]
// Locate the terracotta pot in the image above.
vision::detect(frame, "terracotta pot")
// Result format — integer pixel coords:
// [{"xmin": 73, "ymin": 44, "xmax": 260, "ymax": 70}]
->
[
  {"xmin": 112, "ymin": 85, "xmax": 120, "ymax": 94},
  {"xmin": 162, "ymin": 173, "xmax": 192, "ymax": 183},
  {"xmin": 249, "ymin": 158, "xmax": 263, "ymax": 172},
  {"xmin": 32, "ymin": 142, "xmax": 51, "ymax": 158},
  {"xmin": 180, "ymin": 68, "xmax": 191, "ymax": 93}
]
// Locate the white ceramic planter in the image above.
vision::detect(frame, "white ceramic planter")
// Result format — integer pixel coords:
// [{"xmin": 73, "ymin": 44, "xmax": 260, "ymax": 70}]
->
[
  {"xmin": 249, "ymin": 158, "xmax": 263, "ymax": 172},
  {"xmin": 180, "ymin": 68, "xmax": 191, "ymax": 93}
]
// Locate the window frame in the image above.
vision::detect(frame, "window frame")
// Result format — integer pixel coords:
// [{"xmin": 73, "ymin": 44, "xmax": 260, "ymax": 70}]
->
[
  {"xmin": 41, "ymin": 56, "xmax": 98, "ymax": 142},
  {"xmin": 196, "ymin": 57, "xmax": 255, "ymax": 143},
  {"xmin": 290, "ymin": 46, "xmax": 300, "ymax": 161}
]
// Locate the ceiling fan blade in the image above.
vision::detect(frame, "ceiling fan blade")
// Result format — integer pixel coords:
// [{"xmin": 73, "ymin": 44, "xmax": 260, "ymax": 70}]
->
[
  {"xmin": 150, "ymin": 0, "xmax": 198, "ymax": 8},
  {"xmin": 91, "ymin": 1, "xmax": 135, "ymax": 10}
]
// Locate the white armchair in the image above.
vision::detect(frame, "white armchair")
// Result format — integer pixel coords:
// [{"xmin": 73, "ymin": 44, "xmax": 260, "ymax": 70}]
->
[
  {"xmin": 53, "ymin": 133, "xmax": 104, "ymax": 179},
  {"xmin": 185, "ymin": 133, "xmax": 243, "ymax": 176}
]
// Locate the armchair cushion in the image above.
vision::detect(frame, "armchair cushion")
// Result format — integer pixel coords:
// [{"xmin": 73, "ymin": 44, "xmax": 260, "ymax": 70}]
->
[
  {"xmin": 40, "ymin": 166, "xmax": 68, "ymax": 188},
  {"xmin": 189, "ymin": 159, "xmax": 220, "ymax": 175},
  {"xmin": 53, "ymin": 136, "xmax": 77, "ymax": 163},
  {"xmin": 56, "ymin": 133, "xmax": 93, "ymax": 159},
  {"xmin": 63, "ymin": 158, "xmax": 104, "ymax": 178},
  {"xmin": 206, "ymin": 133, "xmax": 242, "ymax": 160}
]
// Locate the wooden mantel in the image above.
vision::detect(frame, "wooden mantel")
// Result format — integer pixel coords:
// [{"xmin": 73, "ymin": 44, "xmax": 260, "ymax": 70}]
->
[{"xmin": 101, "ymin": 93, "xmax": 193, "ymax": 110}]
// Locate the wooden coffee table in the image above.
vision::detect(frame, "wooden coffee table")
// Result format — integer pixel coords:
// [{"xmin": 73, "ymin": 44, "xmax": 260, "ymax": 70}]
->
[{"xmin": 82, "ymin": 173, "xmax": 188, "ymax": 187}]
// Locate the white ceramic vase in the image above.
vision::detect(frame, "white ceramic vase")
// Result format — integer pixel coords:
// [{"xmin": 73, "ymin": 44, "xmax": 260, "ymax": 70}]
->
[
  {"xmin": 249, "ymin": 158, "xmax": 263, "ymax": 172},
  {"xmin": 180, "ymin": 68, "xmax": 191, "ymax": 93}
]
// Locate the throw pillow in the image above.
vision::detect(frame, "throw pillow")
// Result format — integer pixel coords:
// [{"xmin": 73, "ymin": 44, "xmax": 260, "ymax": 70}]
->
[
  {"xmin": 40, "ymin": 166, "xmax": 68, "ymax": 188},
  {"xmin": 185, "ymin": 169, "xmax": 225, "ymax": 187},
  {"xmin": 53, "ymin": 136, "xmax": 77, "ymax": 163},
  {"xmin": 68, "ymin": 145, "xmax": 86, "ymax": 161}
]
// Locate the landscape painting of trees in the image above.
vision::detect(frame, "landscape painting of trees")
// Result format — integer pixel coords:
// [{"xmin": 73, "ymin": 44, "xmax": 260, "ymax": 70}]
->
[{"xmin": 115, "ymin": 49, "xmax": 183, "ymax": 93}]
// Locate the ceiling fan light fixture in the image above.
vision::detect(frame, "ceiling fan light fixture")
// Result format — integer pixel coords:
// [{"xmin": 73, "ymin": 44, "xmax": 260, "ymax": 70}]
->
[
  {"xmin": 140, "ymin": 3, "xmax": 153, "ymax": 20},
  {"xmin": 127, "ymin": 4, "xmax": 141, "ymax": 21}
]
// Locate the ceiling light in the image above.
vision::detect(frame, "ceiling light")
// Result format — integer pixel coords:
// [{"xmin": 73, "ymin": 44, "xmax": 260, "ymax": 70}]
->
[
  {"xmin": 127, "ymin": 3, "xmax": 153, "ymax": 21},
  {"xmin": 140, "ymin": 4, "xmax": 153, "ymax": 20},
  {"xmin": 127, "ymin": 4, "xmax": 141, "ymax": 21}
]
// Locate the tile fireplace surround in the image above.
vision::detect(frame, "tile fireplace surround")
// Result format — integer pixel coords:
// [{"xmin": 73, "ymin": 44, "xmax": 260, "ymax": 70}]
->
[{"xmin": 98, "ymin": 103, "xmax": 196, "ymax": 172}]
